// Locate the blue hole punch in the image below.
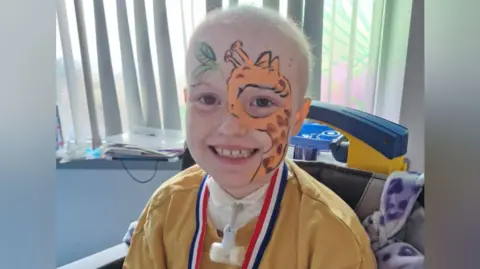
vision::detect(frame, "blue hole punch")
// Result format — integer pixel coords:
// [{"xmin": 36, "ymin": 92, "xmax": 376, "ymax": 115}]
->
[{"xmin": 290, "ymin": 123, "xmax": 342, "ymax": 161}]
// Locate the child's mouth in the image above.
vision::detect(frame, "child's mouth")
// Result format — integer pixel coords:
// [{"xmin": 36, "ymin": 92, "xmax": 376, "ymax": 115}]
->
[{"xmin": 209, "ymin": 146, "xmax": 259, "ymax": 159}]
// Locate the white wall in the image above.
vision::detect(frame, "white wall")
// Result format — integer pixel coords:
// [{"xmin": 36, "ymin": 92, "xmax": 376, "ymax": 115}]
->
[{"xmin": 56, "ymin": 168, "xmax": 178, "ymax": 266}]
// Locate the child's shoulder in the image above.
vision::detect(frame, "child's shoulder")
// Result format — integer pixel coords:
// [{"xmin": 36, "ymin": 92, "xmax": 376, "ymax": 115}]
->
[
  {"xmin": 148, "ymin": 164, "xmax": 205, "ymax": 209},
  {"xmin": 286, "ymin": 159, "xmax": 369, "ymax": 245}
]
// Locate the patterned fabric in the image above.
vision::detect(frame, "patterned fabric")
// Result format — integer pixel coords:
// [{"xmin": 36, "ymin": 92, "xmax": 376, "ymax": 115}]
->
[
  {"xmin": 123, "ymin": 221, "xmax": 137, "ymax": 246},
  {"xmin": 363, "ymin": 172, "xmax": 425, "ymax": 269}
]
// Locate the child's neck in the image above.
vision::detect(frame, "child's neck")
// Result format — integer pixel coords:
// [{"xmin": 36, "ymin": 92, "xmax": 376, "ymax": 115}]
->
[{"xmin": 220, "ymin": 179, "xmax": 269, "ymax": 199}]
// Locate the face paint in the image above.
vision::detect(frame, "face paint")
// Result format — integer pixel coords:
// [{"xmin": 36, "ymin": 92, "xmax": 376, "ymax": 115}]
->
[
  {"xmin": 191, "ymin": 42, "xmax": 224, "ymax": 83},
  {"xmin": 224, "ymin": 40, "xmax": 292, "ymax": 182}
]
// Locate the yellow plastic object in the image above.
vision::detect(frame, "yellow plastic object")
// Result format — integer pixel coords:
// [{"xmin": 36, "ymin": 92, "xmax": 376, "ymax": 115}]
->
[
  {"xmin": 304, "ymin": 101, "xmax": 410, "ymax": 175},
  {"xmin": 310, "ymin": 120, "xmax": 407, "ymax": 175}
]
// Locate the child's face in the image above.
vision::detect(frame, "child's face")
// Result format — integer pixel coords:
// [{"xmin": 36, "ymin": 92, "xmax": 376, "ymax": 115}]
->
[{"xmin": 185, "ymin": 24, "xmax": 310, "ymax": 189}]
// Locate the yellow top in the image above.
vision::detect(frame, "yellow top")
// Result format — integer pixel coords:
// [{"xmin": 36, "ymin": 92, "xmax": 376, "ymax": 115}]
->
[{"xmin": 124, "ymin": 159, "xmax": 377, "ymax": 269}]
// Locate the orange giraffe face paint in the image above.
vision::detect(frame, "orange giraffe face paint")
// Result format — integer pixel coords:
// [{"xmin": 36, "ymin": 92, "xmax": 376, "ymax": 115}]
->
[{"xmin": 224, "ymin": 40, "xmax": 292, "ymax": 181}]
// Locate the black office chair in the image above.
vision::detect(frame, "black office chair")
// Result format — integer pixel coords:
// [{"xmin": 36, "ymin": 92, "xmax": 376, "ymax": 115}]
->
[{"xmin": 58, "ymin": 148, "xmax": 424, "ymax": 269}]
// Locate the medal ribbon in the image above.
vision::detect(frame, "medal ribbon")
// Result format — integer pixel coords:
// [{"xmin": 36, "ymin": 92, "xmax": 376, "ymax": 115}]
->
[{"xmin": 188, "ymin": 162, "xmax": 288, "ymax": 269}]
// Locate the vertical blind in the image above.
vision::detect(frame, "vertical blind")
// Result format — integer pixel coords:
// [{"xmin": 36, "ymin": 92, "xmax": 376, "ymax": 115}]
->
[{"xmin": 56, "ymin": 0, "xmax": 385, "ymax": 146}]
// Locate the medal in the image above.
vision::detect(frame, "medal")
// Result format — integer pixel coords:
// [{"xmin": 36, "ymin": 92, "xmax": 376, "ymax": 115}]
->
[{"xmin": 188, "ymin": 162, "xmax": 288, "ymax": 269}]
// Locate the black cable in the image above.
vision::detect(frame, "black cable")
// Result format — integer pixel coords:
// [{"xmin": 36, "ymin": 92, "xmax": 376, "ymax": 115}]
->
[{"xmin": 120, "ymin": 159, "xmax": 160, "ymax": 184}]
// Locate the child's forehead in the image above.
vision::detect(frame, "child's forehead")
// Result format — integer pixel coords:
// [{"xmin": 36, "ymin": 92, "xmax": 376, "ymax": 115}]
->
[
  {"xmin": 186, "ymin": 25, "xmax": 303, "ymax": 83},
  {"xmin": 191, "ymin": 25, "xmax": 297, "ymax": 58}
]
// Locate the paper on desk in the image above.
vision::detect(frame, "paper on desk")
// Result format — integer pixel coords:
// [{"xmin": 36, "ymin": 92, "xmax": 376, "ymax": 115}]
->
[
  {"xmin": 104, "ymin": 127, "xmax": 185, "ymax": 151},
  {"xmin": 59, "ymin": 127, "xmax": 186, "ymax": 163}
]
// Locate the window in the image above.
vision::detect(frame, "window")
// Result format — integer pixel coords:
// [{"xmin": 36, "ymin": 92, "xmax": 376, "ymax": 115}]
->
[
  {"xmin": 56, "ymin": 0, "xmax": 385, "ymax": 145},
  {"xmin": 321, "ymin": 0, "xmax": 382, "ymax": 112}
]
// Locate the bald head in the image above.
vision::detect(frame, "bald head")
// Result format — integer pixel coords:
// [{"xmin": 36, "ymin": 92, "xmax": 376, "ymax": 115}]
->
[{"xmin": 185, "ymin": 6, "xmax": 312, "ymax": 105}]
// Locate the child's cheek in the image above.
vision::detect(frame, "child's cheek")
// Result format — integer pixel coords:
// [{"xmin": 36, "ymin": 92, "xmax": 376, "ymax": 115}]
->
[
  {"xmin": 186, "ymin": 105, "xmax": 214, "ymax": 130},
  {"xmin": 251, "ymin": 130, "xmax": 273, "ymax": 154}
]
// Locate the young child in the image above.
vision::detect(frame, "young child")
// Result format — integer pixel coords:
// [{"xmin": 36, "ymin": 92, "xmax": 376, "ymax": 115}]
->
[{"xmin": 124, "ymin": 6, "xmax": 376, "ymax": 269}]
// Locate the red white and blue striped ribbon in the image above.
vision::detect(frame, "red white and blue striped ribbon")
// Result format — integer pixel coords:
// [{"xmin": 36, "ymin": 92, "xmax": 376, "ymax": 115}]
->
[{"xmin": 188, "ymin": 162, "xmax": 288, "ymax": 269}]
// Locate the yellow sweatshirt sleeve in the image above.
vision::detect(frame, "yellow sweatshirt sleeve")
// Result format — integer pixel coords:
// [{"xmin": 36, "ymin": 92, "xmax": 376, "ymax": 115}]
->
[
  {"xmin": 305, "ymin": 199, "xmax": 377, "ymax": 269},
  {"xmin": 123, "ymin": 196, "xmax": 168, "ymax": 269}
]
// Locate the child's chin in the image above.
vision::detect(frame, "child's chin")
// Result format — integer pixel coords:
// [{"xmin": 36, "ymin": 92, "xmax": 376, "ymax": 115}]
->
[
  {"xmin": 218, "ymin": 177, "xmax": 253, "ymax": 188},
  {"xmin": 215, "ymin": 177, "xmax": 262, "ymax": 195},
  {"xmin": 211, "ymin": 169, "xmax": 257, "ymax": 186}
]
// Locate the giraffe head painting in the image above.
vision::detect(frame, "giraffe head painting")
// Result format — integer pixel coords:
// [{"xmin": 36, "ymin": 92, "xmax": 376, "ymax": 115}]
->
[
  {"xmin": 223, "ymin": 40, "xmax": 294, "ymax": 180},
  {"xmin": 184, "ymin": 8, "xmax": 311, "ymax": 196}
]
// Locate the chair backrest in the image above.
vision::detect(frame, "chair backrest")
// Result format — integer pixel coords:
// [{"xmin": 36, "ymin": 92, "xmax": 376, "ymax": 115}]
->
[{"xmin": 181, "ymin": 148, "xmax": 389, "ymax": 220}]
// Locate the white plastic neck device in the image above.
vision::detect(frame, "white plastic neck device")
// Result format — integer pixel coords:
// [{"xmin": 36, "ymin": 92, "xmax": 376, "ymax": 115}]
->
[{"xmin": 210, "ymin": 203, "xmax": 246, "ymax": 266}]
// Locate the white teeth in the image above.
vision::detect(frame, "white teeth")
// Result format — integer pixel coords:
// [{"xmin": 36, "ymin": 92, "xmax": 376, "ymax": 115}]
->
[{"xmin": 214, "ymin": 147, "xmax": 254, "ymax": 158}]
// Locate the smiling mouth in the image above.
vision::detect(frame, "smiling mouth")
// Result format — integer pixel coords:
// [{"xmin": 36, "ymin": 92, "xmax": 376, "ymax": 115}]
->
[{"xmin": 209, "ymin": 146, "xmax": 260, "ymax": 159}]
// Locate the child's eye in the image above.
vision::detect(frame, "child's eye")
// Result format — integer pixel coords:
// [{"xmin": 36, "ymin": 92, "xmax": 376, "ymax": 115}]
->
[
  {"xmin": 246, "ymin": 97, "xmax": 279, "ymax": 118},
  {"xmin": 252, "ymin": 98, "xmax": 273, "ymax": 108},
  {"xmin": 199, "ymin": 95, "xmax": 218, "ymax": 105}
]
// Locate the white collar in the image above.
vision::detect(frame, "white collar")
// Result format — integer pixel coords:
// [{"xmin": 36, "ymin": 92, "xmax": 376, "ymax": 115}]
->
[{"xmin": 206, "ymin": 176, "xmax": 269, "ymax": 207}]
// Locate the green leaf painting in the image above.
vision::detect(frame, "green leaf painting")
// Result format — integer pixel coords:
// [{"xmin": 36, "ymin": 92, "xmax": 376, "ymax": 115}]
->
[
  {"xmin": 196, "ymin": 42, "xmax": 216, "ymax": 64},
  {"xmin": 193, "ymin": 42, "xmax": 219, "ymax": 81}
]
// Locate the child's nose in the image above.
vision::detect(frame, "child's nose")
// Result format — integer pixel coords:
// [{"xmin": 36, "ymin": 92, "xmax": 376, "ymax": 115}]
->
[{"xmin": 218, "ymin": 114, "xmax": 248, "ymax": 136}]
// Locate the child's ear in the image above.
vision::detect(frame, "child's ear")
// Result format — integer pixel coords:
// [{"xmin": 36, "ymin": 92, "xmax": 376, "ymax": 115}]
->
[
  {"xmin": 183, "ymin": 88, "xmax": 188, "ymax": 103},
  {"xmin": 292, "ymin": 98, "xmax": 311, "ymax": 136}
]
